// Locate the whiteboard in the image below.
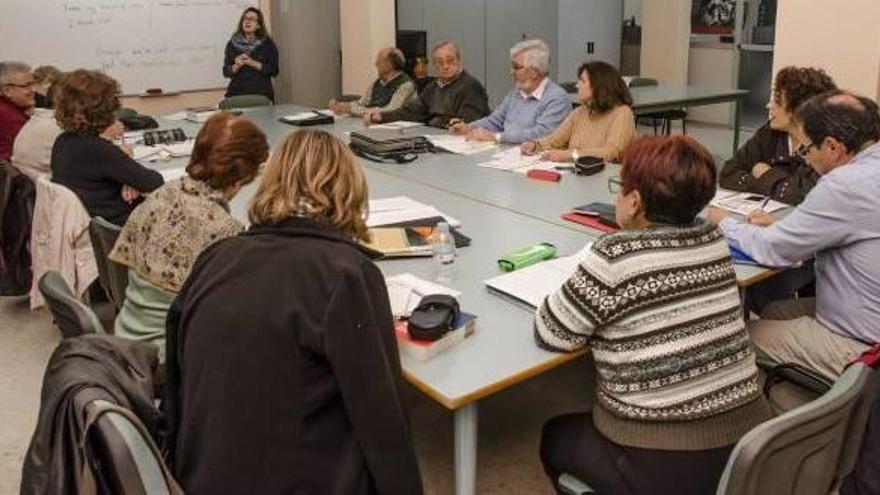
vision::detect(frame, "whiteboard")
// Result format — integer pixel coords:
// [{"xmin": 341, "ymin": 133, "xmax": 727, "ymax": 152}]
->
[{"xmin": 0, "ymin": 0, "xmax": 257, "ymax": 95}]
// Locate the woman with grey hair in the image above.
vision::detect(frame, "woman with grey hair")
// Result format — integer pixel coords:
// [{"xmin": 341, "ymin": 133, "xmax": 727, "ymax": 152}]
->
[{"xmin": 451, "ymin": 39, "xmax": 571, "ymax": 143}]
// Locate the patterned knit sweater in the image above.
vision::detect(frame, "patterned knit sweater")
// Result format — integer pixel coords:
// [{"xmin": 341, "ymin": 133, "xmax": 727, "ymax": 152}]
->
[{"xmin": 535, "ymin": 221, "xmax": 771, "ymax": 450}]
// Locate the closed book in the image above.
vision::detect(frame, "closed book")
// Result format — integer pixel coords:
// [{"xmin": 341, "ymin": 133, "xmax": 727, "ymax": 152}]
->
[{"xmin": 394, "ymin": 312, "xmax": 476, "ymax": 362}]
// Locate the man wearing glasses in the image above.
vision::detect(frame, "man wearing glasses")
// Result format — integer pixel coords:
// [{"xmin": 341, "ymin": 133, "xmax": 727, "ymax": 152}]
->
[
  {"xmin": 449, "ymin": 39, "xmax": 570, "ymax": 144},
  {"xmin": 708, "ymin": 90, "xmax": 880, "ymax": 379},
  {"xmin": 0, "ymin": 61, "xmax": 35, "ymax": 161}
]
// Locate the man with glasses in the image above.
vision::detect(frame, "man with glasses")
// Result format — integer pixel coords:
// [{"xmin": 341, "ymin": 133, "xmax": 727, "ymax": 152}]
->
[
  {"xmin": 0, "ymin": 61, "xmax": 35, "ymax": 161},
  {"xmin": 449, "ymin": 39, "xmax": 570, "ymax": 144},
  {"xmin": 364, "ymin": 40, "xmax": 489, "ymax": 128},
  {"xmin": 708, "ymin": 90, "xmax": 880, "ymax": 378}
]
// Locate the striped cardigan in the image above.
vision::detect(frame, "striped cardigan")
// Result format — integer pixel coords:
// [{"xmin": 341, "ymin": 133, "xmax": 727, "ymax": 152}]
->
[{"xmin": 535, "ymin": 221, "xmax": 770, "ymax": 450}]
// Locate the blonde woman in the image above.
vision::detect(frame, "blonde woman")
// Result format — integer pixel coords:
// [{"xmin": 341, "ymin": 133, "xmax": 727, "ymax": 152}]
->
[{"xmin": 165, "ymin": 129, "xmax": 423, "ymax": 495}]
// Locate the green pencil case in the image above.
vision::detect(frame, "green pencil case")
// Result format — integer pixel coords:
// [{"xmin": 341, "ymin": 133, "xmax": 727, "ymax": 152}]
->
[{"xmin": 498, "ymin": 243, "xmax": 556, "ymax": 272}]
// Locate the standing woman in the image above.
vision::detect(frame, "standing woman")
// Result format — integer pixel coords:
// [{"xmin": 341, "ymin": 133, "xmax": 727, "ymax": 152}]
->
[{"xmin": 223, "ymin": 7, "xmax": 279, "ymax": 102}]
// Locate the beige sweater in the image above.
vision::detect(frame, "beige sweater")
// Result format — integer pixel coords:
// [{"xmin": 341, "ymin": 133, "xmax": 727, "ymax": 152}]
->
[{"xmin": 536, "ymin": 104, "xmax": 636, "ymax": 161}]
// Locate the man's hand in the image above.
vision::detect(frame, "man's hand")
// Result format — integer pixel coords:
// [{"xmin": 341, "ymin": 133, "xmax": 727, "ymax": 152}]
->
[
  {"xmin": 121, "ymin": 185, "xmax": 140, "ymax": 204},
  {"xmin": 751, "ymin": 162, "xmax": 772, "ymax": 178},
  {"xmin": 449, "ymin": 121, "xmax": 469, "ymax": 135},
  {"xmin": 706, "ymin": 206, "xmax": 729, "ymax": 225},
  {"xmin": 466, "ymin": 128, "xmax": 496, "ymax": 142},
  {"xmin": 746, "ymin": 209, "xmax": 775, "ymax": 227},
  {"xmin": 363, "ymin": 110, "xmax": 382, "ymax": 126},
  {"xmin": 540, "ymin": 149, "xmax": 573, "ymax": 162},
  {"xmin": 520, "ymin": 141, "xmax": 538, "ymax": 156}
]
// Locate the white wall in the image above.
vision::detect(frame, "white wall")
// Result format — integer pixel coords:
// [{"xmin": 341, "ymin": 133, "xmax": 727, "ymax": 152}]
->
[
  {"xmin": 640, "ymin": 0, "xmax": 690, "ymax": 84},
  {"xmin": 687, "ymin": 46, "xmax": 736, "ymax": 124},
  {"xmin": 773, "ymin": 0, "xmax": 880, "ymax": 100},
  {"xmin": 339, "ymin": 0, "xmax": 396, "ymax": 94}
]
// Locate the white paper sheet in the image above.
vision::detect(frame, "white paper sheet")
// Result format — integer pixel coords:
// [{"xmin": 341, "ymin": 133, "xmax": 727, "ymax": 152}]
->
[
  {"xmin": 477, "ymin": 146, "xmax": 552, "ymax": 174},
  {"xmin": 710, "ymin": 189, "xmax": 789, "ymax": 216},
  {"xmin": 386, "ymin": 273, "xmax": 461, "ymax": 318},
  {"xmin": 484, "ymin": 244, "xmax": 592, "ymax": 308},
  {"xmin": 132, "ymin": 145, "xmax": 161, "ymax": 161},
  {"xmin": 367, "ymin": 196, "xmax": 461, "ymax": 228},
  {"xmin": 424, "ymin": 134, "xmax": 498, "ymax": 155},
  {"xmin": 370, "ymin": 121, "xmax": 425, "ymax": 130},
  {"xmin": 159, "ymin": 167, "xmax": 187, "ymax": 182},
  {"xmin": 161, "ymin": 140, "xmax": 195, "ymax": 158},
  {"xmin": 163, "ymin": 111, "xmax": 188, "ymax": 121}
]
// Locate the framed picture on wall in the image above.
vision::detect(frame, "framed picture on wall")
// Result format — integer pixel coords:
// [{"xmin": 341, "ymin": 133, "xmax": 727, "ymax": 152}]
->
[{"xmin": 691, "ymin": 0, "xmax": 736, "ymax": 36}]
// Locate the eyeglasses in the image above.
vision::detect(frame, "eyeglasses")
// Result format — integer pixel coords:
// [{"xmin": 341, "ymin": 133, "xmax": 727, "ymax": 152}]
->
[
  {"xmin": 795, "ymin": 141, "xmax": 817, "ymax": 158},
  {"xmin": 608, "ymin": 176, "xmax": 622, "ymax": 194}
]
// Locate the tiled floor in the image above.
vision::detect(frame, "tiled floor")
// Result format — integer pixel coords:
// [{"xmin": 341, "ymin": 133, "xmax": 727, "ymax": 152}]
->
[{"xmin": 0, "ymin": 122, "xmax": 748, "ymax": 494}]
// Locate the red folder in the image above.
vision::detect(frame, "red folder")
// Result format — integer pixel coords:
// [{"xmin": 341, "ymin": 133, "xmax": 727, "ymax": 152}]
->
[{"xmin": 561, "ymin": 212, "xmax": 618, "ymax": 233}]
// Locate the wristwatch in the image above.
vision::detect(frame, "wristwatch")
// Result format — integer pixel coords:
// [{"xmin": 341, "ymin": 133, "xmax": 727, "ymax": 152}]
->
[{"xmin": 571, "ymin": 149, "xmax": 580, "ymax": 162}]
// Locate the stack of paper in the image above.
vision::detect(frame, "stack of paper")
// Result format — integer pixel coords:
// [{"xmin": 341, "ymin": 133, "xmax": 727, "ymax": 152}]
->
[
  {"xmin": 484, "ymin": 243, "xmax": 592, "ymax": 307},
  {"xmin": 368, "ymin": 196, "xmax": 461, "ymax": 228},
  {"xmin": 132, "ymin": 145, "xmax": 161, "ymax": 161},
  {"xmin": 370, "ymin": 121, "xmax": 424, "ymax": 130},
  {"xmin": 386, "ymin": 273, "xmax": 461, "ymax": 318},
  {"xmin": 185, "ymin": 109, "xmax": 219, "ymax": 123},
  {"xmin": 710, "ymin": 189, "xmax": 789, "ymax": 216},
  {"xmin": 281, "ymin": 111, "xmax": 320, "ymax": 122},
  {"xmin": 424, "ymin": 134, "xmax": 498, "ymax": 155},
  {"xmin": 161, "ymin": 140, "xmax": 195, "ymax": 158},
  {"xmin": 477, "ymin": 147, "xmax": 555, "ymax": 174}
]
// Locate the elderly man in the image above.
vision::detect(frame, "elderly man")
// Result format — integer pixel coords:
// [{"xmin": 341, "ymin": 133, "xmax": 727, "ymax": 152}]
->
[
  {"xmin": 329, "ymin": 47, "xmax": 415, "ymax": 117},
  {"xmin": 365, "ymin": 40, "xmax": 489, "ymax": 128},
  {"xmin": 0, "ymin": 62, "xmax": 35, "ymax": 161},
  {"xmin": 708, "ymin": 91, "xmax": 880, "ymax": 379},
  {"xmin": 450, "ymin": 39, "xmax": 570, "ymax": 144}
]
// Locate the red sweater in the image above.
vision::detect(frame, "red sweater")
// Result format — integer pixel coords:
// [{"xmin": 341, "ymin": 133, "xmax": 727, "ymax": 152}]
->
[{"xmin": 0, "ymin": 97, "xmax": 29, "ymax": 161}]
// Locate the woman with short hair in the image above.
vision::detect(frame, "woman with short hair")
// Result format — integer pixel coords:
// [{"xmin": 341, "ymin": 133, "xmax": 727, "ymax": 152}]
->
[
  {"xmin": 223, "ymin": 6, "xmax": 279, "ymax": 102},
  {"xmin": 522, "ymin": 60, "xmax": 636, "ymax": 162},
  {"xmin": 51, "ymin": 69, "xmax": 163, "ymax": 225},
  {"xmin": 720, "ymin": 66, "xmax": 837, "ymax": 205},
  {"xmin": 165, "ymin": 129, "xmax": 423, "ymax": 495},
  {"xmin": 109, "ymin": 112, "xmax": 268, "ymax": 361},
  {"xmin": 537, "ymin": 135, "xmax": 771, "ymax": 495}
]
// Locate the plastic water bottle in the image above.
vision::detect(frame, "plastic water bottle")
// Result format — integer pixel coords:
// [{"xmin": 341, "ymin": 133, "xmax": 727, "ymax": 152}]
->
[{"xmin": 432, "ymin": 222, "xmax": 456, "ymax": 266}]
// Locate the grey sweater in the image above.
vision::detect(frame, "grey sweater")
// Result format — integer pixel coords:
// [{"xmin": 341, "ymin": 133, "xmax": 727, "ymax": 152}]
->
[{"xmin": 379, "ymin": 70, "xmax": 489, "ymax": 128}]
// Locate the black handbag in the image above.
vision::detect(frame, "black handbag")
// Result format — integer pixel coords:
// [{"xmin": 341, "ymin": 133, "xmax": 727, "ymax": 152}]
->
[
  {"xmin": 349, "ymin": 129, "xmax": 435, "ymax": 164},
  {"xmin": 407, "ymin": 294, "xmax": 460, "ymax": 341},
  {"xmin": 119, "ymin": 114, "xmax": 159, "ymax": 131}
]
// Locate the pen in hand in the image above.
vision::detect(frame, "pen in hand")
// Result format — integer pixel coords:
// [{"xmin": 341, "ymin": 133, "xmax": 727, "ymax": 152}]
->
[{"xmin": 759, "ymin": 196, "xmax": 772, "ymax": 211}]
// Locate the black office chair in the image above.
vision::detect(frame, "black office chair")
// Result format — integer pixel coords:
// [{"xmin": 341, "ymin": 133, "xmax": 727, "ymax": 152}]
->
[
  {"xmin": 89, "ymin": 217, "xmax": 128, "ymax": 314},
  {"xmin": 38, "ymin": 270, "xmax": 105, "ymax": 338},
  {"xmin": 629, "ymin": 77, "xmax": 688, "ymax": 135},
  {"xmin": 85, "ymin": 398, "xmax": 179, "ymax": 494},
  {"xmin": 557, "ymin": 364, "xmax": 876, "ymax": 495},
  {"xmin": 218, "ymin": 94, "xmax": 273, "ymax": 109}
]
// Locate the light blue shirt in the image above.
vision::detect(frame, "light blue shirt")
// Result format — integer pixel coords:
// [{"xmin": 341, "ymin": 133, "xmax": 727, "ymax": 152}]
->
[
  {"xmin": 470, "ymin": 78, "xmax": 571, "ymax": 144},
  {"xmin": 721, "ymin": 141, "xmax": 880, "ymax": 344}
]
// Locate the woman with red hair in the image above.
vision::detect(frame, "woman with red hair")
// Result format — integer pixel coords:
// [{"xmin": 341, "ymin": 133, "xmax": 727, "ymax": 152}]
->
[{"xmin": 536, "ymin": 135, "xmax": 770, "ymax": 495}]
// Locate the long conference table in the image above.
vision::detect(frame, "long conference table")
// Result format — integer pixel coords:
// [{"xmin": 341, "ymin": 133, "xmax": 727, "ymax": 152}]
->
[{"xmin": 148, "ymin": 103, "xmax": 774, "ymax": 495}]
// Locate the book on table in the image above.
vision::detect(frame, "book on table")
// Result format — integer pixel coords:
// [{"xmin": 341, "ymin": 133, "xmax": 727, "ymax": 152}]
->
[
  {"xmin": 394, "ymin": 312, "xmax": 477, "ymax": 362},
  {"xmin": 362, "ymin": 226, "xmax": 436, "ymax": 258}
]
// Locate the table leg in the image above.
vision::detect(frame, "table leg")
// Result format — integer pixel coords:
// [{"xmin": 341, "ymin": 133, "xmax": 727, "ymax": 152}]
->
[
  {"xmin": 454, "ymin": 402, "xmax": 478, "ymax": 495},
  {"xmin": 733, "ymin": 98, "xmax": 742, "ymax": 155}
]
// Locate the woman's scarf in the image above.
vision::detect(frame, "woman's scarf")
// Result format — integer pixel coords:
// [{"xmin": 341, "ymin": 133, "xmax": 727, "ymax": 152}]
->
[{"xmin": 230, "ymin": 32, "xmax": 264, "ymax": 55}]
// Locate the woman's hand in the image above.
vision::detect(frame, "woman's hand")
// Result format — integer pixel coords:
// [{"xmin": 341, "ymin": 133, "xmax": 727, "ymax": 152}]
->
[
  {"xmin": 520, "ymin": 141, "xmax": 538, "ymax": 155},
  {"xmin": 121, "ymin": 185, "xmax": 140, "ymax": 204},
  {"xmin": 751, "ymin": 162, "xmax": 771, "ymax": 178},
  {"xmin": 101, "ymin": 120, "xmax": 125, "ymax": 141},
  {"xmin": 540, "ymin": 149, "xmax": 573, "ymax": 162}
]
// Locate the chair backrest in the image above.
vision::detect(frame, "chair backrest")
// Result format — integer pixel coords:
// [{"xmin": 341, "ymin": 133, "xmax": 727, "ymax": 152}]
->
[
  {"xmin": 717, "ymin": 363, "xmax": 876, "ymax": 495},
  {"xmin": 218, "ymin": 94, "xmax": 273, "ymax": 109},
  {"xmin": 86, "ymin": 399, "xmax": 175, "ymax": 495},
  {"xmin": 38, "ymin": 270, "xmax": 105, "ymax": 338},
  {"xmin": 628, "ymin": 77, "xmax": 659, "ymax": 87},
  {"xmin": 89, "ymin": 217, "xmax": 128, "ymax": 313}
]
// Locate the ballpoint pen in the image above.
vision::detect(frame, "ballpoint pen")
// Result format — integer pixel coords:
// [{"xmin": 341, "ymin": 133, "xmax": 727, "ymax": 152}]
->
[{"xmin": 760, "ymin": 195, "xmax": 772, "ymax": 211}]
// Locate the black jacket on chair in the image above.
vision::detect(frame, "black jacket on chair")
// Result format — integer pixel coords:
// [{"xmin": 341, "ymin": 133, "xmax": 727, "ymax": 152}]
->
[
  {"xmin": 0, "ymin": 161, "xmax": 34, "ymax": 295},
  {"xmin": 20, "ymin": 335, "xmax": 161, "ymax": 495},
  {"xmin": 165, "ymin": 216, "xmax": 423, "ymax": 495}
]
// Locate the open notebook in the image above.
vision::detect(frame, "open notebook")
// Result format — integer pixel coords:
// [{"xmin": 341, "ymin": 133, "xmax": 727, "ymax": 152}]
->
[{"xmin": 484, "ymin": 244, "xmax": 592, "ymax": 308}]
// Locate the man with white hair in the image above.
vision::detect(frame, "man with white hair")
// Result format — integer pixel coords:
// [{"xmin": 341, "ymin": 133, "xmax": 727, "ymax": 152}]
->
[
  {"xmin": 365, "ymin": 40, "xmax": 489, "ymax": 128},
  {"xmin": 450, "ymin": 39, "xmax": 570, "ymax": 143},
  {"xmin": 0, "ymin": 61, "xmax": 35, "ymax": 161}
]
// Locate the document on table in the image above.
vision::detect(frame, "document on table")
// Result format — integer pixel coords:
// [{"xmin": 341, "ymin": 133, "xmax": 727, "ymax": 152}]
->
[
  {"xmin": 424, "ymin": 134, "xmax": 498, "ymax": 155},
  {"xmin": 368, "ymin": 196, "xmax": 462, "ymax": 228},
  {"xmin": 386, "ymin": 273, "xmax": 462, "ymax": 318},
  {"xmin": 132, "ymin": 145, "xmax": 161, "ymax": 161},
  {"xmin": 161, "ymin": 140, "xmax": 194, "ymax": 158},
  {"xmin": 281, "ymin": 111, "xmax": 319, "ymax": 121},
  {"xmin": 163, "ymin": 111, "xmax": 188, "ymax": 121},
  {"xmin": 710, "ymin": 189, "xmax": 789, "ymax": 216},
  {"xmin": 477, "ymin": 147, "xmax": 554, "ymax": 174},
  {"xmin": 484, "ymin": 244, "xmax": 592, "ymax": 308},
  {"xmin": 159, "ymin": 167, "xmax": 187, "ymax": 182},
  {"xmin": 369, "ymin": 121, "xmax": 425, "ymax": 130}
]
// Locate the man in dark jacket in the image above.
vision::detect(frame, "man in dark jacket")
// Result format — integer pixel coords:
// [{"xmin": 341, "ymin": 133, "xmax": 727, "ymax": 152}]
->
[
  {"xmin": 365, "ymin": 40, "xmax": 489, "ymax": 128},
  {"xmin": 165, "ymin": 216, "xmax": 423, "ymax": 495}
]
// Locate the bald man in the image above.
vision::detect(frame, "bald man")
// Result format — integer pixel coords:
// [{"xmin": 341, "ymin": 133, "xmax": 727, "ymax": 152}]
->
[{"xmin": 329, "ymin": 47, "xmax": 415, "ymax": 117}]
